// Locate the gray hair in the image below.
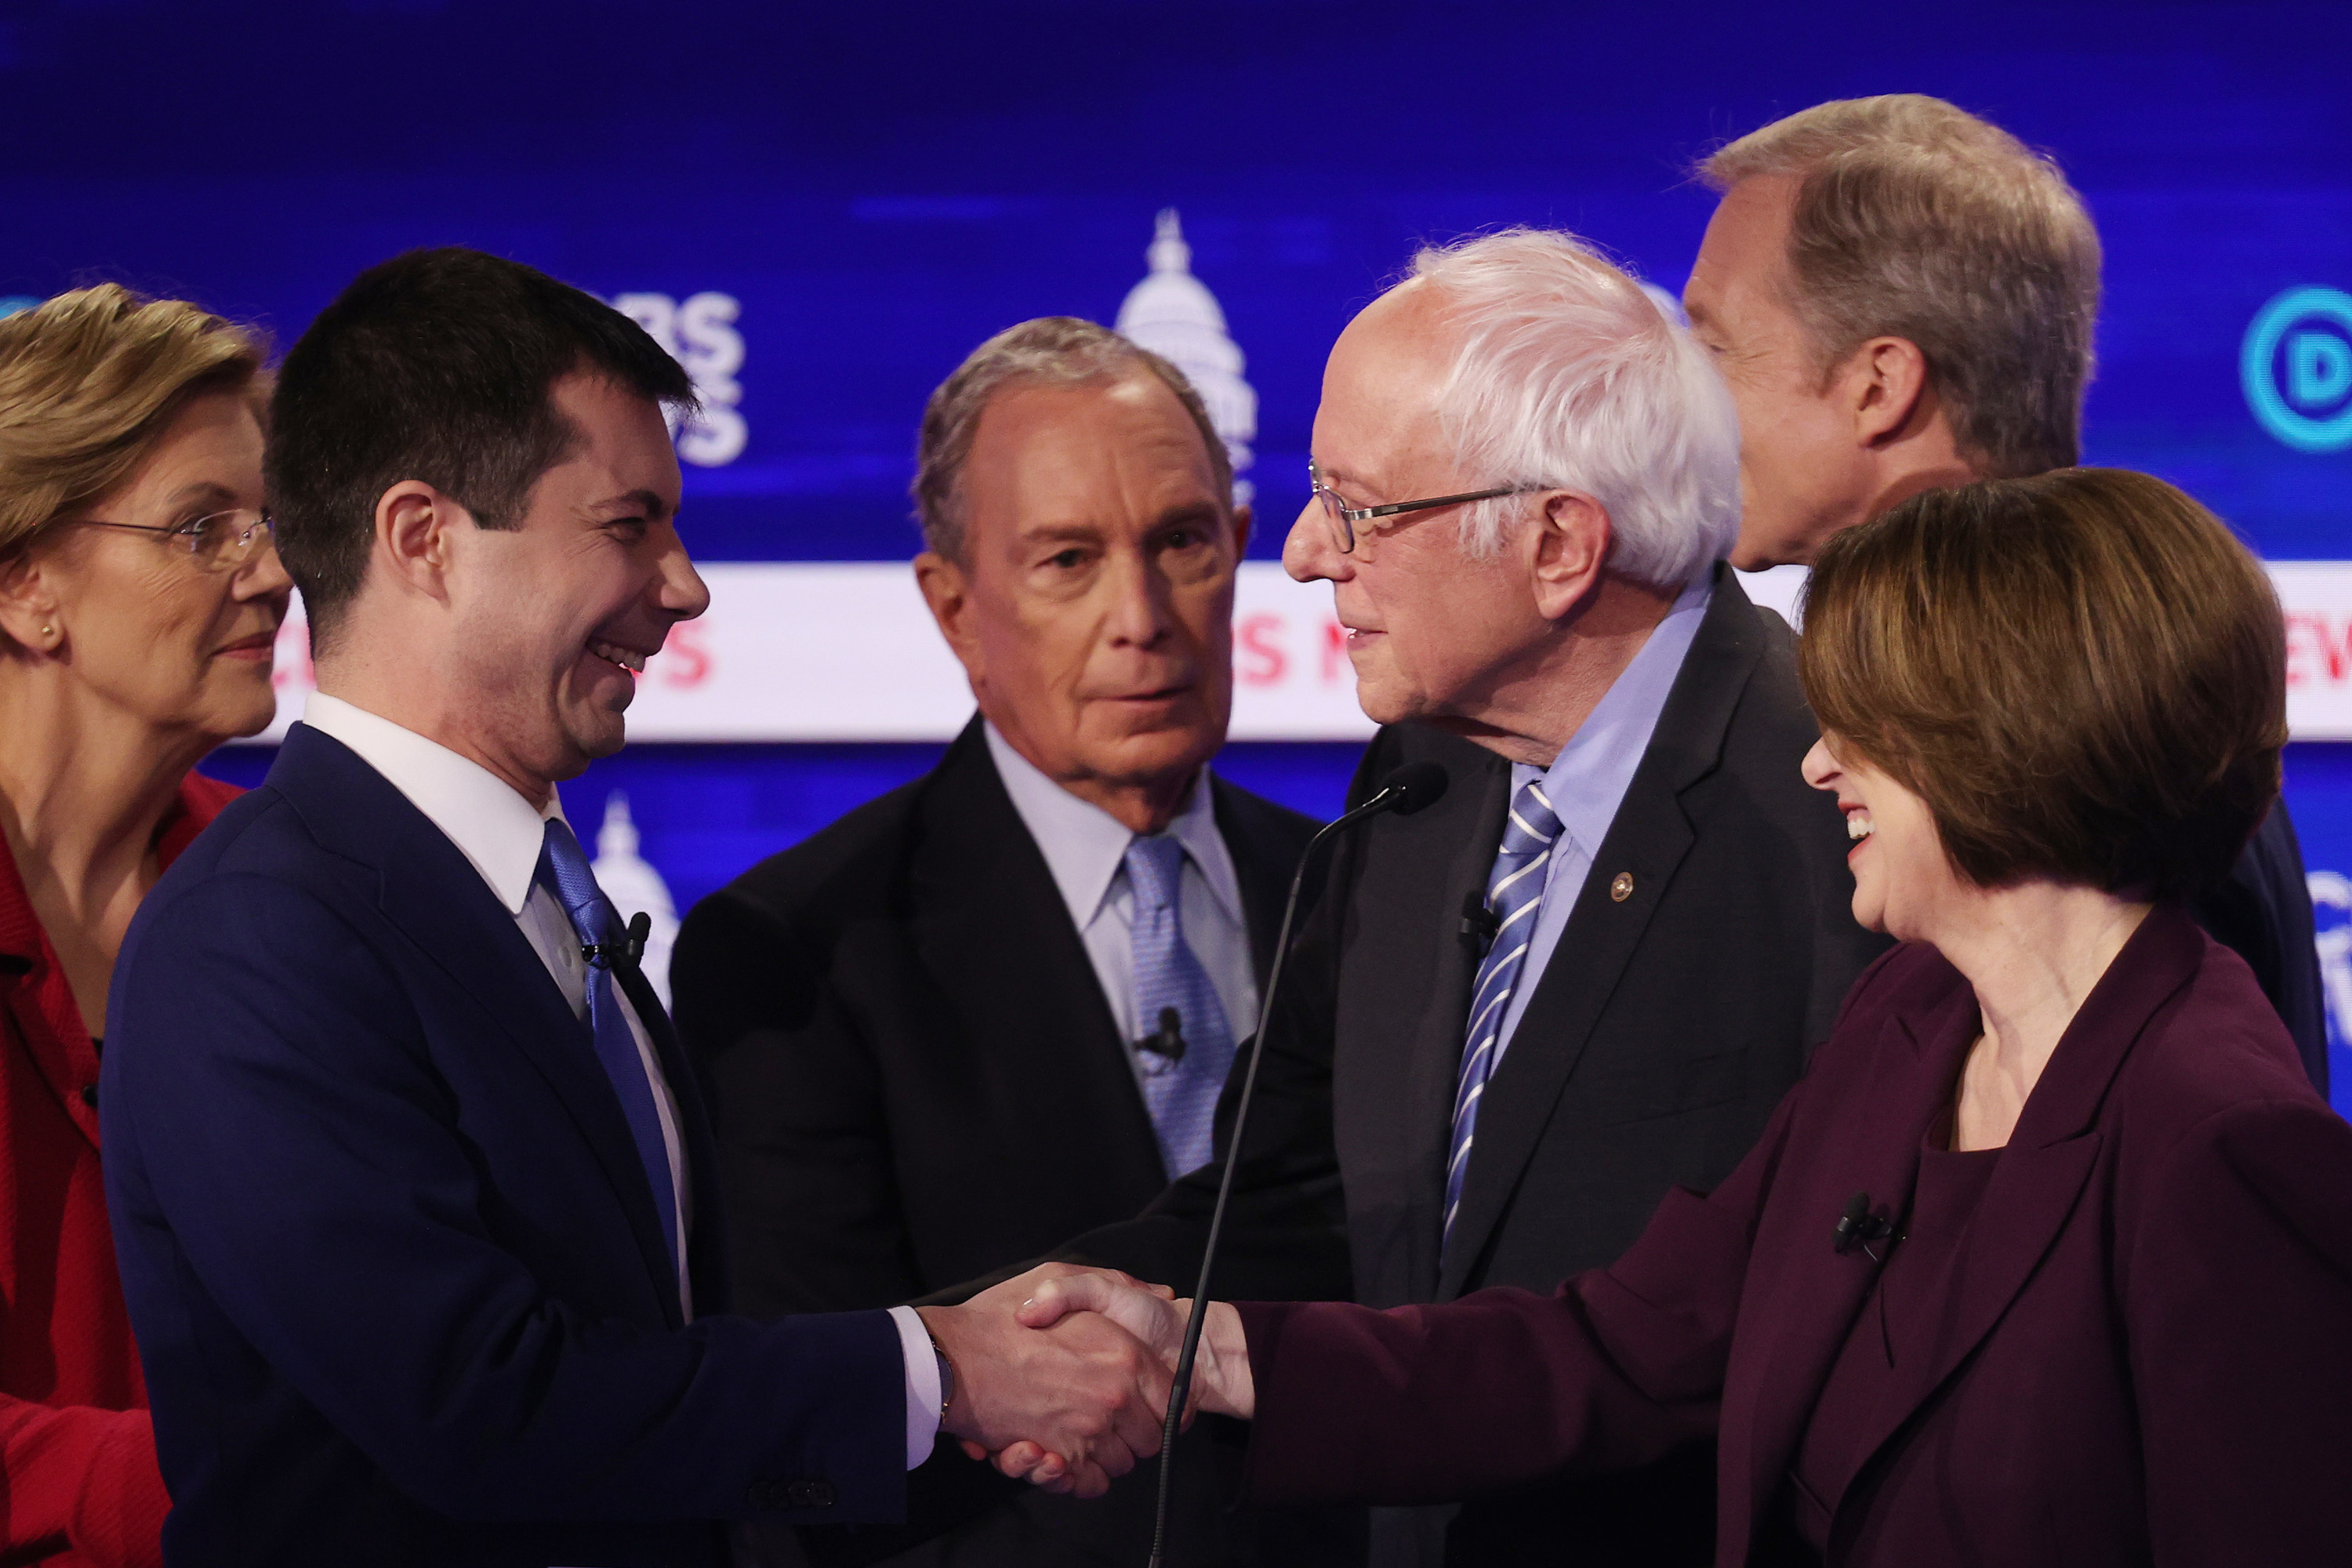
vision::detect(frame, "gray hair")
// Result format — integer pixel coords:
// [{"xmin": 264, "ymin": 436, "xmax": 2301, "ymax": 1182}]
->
[
  {"xmin": 912, "ymin": 316, "xmax": 1231, "ymax": 562},
  {"xmin": 1408, "ymin": 229, "xmax": 1741, "ymax": 588},
  {"xmin": 1700, "ymin": 93, "xmax": 2102, "ymax": 477}
]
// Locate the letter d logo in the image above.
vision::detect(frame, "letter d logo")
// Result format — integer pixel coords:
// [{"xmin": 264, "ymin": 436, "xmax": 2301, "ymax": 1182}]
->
[{"xmin": 2244, "ymin": 287, "xmax": 2352, "ymax": 453}]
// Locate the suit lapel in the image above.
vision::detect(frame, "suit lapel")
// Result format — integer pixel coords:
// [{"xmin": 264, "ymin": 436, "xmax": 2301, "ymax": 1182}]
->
[
  {"xmin": 268, "ymin": 728, "xmax": 686, "ymax": 1316},
  {"xmin": 1718, "ymin": 988, "xmax": 1976, "ymax": 1553},
  {"xmin": 909, "ymin": 721, "xmax": 1168, "ymax": 1189},
  {"xmin": 1439, "ymin": 572, "xmax": 1766, "ymax": 1298},
  {"xmin": 1212, "ymin": 778, "xmax": 1294, "ymax": 996},
  {"xmin": 1322, "ymin": 728, "xmax": 1510, "ymax": 1308},
  {"xmin": 1823, "ymin": 907, "xmax": 2207, "ymax": 1509},
  {"xmin": 1423, "ymin": 753, "xmax": 1512, "ymax": 1121}
]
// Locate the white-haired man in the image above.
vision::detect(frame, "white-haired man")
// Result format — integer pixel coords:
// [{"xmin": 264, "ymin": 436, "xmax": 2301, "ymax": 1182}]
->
[
  {"xmin": 1052, "ymin": 230, "xmax": 1886, "ymax": 1568},
  {"xmin": 1684, "ymin": 94, "xmax": 2326, "ymax": 1090}
]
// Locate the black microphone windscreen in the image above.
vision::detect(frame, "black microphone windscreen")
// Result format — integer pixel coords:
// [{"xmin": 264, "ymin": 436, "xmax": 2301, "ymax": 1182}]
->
[{"xmin": 1381, "ymin": 762, "xmax": 1450, "ymax": 816}]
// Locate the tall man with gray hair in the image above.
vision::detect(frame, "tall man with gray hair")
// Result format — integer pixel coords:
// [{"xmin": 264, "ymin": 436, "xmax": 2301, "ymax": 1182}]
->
[
  {"xmin": 1048, "ymin": 229, "xmax": 1886, "ymax": 1568},
  {"xmin": 1682, "ymin": 93, "xmax": 2326, "ymax": 1087}
]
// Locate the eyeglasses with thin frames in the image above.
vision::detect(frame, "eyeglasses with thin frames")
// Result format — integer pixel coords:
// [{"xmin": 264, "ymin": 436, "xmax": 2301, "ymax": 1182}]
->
[
  {"xmin": 1306, "ymin": 459, "xmax": 1545, "ymax": 554},
  {"xmin": 73, "ymin": 509, "xmax": 277, "ymax": 570}
]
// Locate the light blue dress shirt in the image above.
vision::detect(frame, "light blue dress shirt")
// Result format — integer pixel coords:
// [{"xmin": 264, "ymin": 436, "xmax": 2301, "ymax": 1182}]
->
[
  {"xmin": 983, "ymin": 723, "xmax": 1260, "ymax": 1091},
  {"xmin": 1490, "ymin": 575, "xmax": 1713, "ymax": 1062}
]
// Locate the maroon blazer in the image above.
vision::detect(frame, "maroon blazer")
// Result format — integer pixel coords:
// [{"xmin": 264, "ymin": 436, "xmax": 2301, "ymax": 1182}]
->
[{"xmin": 1236, "ymin": 905, "xmax": 2352, "ymax": 1566}]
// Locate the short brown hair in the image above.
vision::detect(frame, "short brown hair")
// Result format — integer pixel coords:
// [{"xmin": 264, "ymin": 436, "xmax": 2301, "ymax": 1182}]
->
[
  {"xmin": 913, "ymin": 316, "xmax": 1230, "ymax": 563},
  {"xmin": 1701, "ymin": 94, "xmax": 2102, "ymax": 478},
  {"xmin": 0, "ymin": 285, "xmax": 267, "ymax": 558},
  {"xmin": 1799, "ymin": 469, "xmax": 2285, "ymax": 898}
]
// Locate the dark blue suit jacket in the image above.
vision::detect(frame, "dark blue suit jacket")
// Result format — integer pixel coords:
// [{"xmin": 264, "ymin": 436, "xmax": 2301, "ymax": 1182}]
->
[{"xmin": 102, "ymin": 725, "xmax": 906, "ymax": 1568}]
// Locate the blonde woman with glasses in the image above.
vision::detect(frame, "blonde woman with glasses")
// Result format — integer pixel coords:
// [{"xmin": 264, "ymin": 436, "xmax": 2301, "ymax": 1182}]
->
[{"xmin": 0, "ymin": 285, "xmax": 288, "ymax": 1567}]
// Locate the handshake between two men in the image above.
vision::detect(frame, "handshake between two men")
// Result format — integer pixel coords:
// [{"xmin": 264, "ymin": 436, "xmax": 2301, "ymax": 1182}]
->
[{"xmin": 917, "ymin": 1266, "xmax": 1254, "ymax": 1496}]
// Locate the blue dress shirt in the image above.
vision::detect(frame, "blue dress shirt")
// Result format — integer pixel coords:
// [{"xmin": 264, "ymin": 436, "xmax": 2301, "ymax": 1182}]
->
[{"xmin": 1491, "ymin": 575, "xmax": 1712, "ymax": 1063}]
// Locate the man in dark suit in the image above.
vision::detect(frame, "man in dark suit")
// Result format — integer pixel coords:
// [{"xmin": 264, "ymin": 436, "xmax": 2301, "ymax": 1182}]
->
[
  {"xmin": 672, "ymin": 318, "xmax": 1346, "ymax": 1566},
  {"xmin": 1040, "ymin": 231, "xmax": 1889, "ymax": 1566},
  {"xmin": 1685, "ymin": 93, "xmax": 2328, "ymax": 1090},
  {"xmin": 101, "ymin": 252, "xmax": 1170, "ymax": 1568},
  {"xmin": 1030, "ymin": 463, "xmax": 2352, "ymax": 1565}
]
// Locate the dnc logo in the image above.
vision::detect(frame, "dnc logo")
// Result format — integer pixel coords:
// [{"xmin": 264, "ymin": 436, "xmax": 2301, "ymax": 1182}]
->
[{"xmin": 2245, "ymin": 287, "xmax": 2352, "ymax": 453}]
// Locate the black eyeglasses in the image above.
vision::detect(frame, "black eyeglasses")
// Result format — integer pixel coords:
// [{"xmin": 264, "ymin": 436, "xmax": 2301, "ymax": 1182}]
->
[
  {"xmin": 75, "ymin": 509, "xmax": 276, "ymax": 570},
  {"xmin": 1306, "ymin": 460, "xmax": 1544, "ymax": 554}
]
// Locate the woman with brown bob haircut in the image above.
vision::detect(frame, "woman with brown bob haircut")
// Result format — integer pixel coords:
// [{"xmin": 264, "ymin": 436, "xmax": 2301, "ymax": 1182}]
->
[
  {"xmin": 0, "ymin": 286, "xmax": 289, "ymax": 1566},
  {"xmin": 1015, "ymin": 468, "xmax": 2352, "ymax": 1566}
]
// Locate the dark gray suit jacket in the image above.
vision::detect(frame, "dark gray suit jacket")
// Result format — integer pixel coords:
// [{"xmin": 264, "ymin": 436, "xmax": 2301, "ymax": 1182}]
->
[{"xmin": 1074, "ymin": 569, "xmax": 1893, "ymax": 1566}]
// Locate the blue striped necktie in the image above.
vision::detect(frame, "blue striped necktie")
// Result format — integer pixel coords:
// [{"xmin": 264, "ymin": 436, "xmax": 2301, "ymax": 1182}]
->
[
  {"xmin": 1123, "ymin": 835, "xmax": 1237, "ymax": 1179},
  {"xmin": 535, "ymin": 817, "xmax": 681, "ymax": 1279},
  {"xmin": 1443, "ymin": 779, "xmax": 1563, "ymax": 1256}
]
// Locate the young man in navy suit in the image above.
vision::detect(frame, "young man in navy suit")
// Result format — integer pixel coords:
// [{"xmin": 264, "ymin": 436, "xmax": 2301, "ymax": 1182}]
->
[{"xmin": 101, "ymin": 249, "xmax": 1168, "ymax": 1568}]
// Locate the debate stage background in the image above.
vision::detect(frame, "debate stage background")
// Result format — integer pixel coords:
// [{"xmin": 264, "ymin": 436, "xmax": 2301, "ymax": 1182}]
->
[{"xmin": 5, "ymin": 1, "xmax": 2350, "ymax": 1108}]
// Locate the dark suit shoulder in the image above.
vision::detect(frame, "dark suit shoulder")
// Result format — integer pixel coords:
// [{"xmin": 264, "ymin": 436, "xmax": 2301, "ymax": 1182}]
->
[
  {"xmin": 699, "ymin": 768, "xmax": 933, "ymax": 937},
  {"xmin": 154, "ymin": 779, "xmax": 285, "ymax": 877},
  {"xmin": 1356, "ymin": 724, "xmax": 1508, "ymax": 806},
  {"xmin": 1719, "ymin": 600, "xmax": 1820, "ymax": 753},
  {"xmin": 1798, "ymin": 941, "xmax": 1970, "ymax": 1083},
  {"xmin": 2191, "ymin": 803, "xmax": 2327, "ymax": 1093},
  {"xmin": 136, "ymin": 782, "xmax": 370, "ymax": 929},
  {"xmin": 1827, "ymin": 938, "xmax": 1965, "ymax": 1027},
  {"xmin": 2117, "ymin": 934, "xmax": 2324, "ymax": 1142},
  {"xmin": 1210, "ymin": 773, "xmax": 1322, "ymax": 858}
]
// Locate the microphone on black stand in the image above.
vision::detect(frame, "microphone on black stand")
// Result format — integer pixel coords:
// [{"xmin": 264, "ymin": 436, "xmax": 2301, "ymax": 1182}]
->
[{"xmin": 1144, "ymin": 760, "xmax": 1449, "ymax": 1568}]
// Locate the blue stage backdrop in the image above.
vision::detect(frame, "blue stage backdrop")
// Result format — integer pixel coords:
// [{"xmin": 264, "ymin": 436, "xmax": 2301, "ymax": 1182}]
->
[{"xmin": 9, "ymin": 1, "xmax": 2348, "ymax": 1103}]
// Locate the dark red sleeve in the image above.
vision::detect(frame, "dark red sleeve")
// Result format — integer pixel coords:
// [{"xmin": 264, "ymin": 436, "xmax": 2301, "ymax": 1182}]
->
[
  {"xmin": 1235, "ymin": 1087, "xmax": 1795, "ymax": 1505},
  {"xmin": 2128, "ymin": 1095, "xmax": 2352, "ymax": 1567},
  {"xmin": 0, "ymin": 1396, "xmax": 168, "ymax": 1568}
]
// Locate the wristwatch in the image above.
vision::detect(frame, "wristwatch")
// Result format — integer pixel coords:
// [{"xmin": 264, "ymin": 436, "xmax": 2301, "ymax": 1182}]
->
[{"xmin": 923, "ymin": 1323, "xmax": 956, "ymax": 1421}]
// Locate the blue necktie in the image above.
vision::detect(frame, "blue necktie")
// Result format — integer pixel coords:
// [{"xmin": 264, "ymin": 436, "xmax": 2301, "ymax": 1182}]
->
[
  {"xmin": 535, "ymin": 817, "xmax": 681, "ymax": 1279},
  {"xmin": 1123, "ymin": 835, "xmax": 1238, "ymax": 1179},
  {"xmin": 1443, "ymin": 779, "xmax": 1563, "ymax": 1256}
]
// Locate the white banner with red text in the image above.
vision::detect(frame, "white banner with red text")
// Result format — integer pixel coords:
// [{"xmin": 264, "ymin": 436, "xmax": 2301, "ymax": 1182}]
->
[{"xmin": 241, "ymin": 560, "xmax": 2352, "ymax": 744}]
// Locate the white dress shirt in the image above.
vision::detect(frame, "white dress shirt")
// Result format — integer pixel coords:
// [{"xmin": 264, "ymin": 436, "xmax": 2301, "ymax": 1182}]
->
[
  {"xmin": 984, "ymin": 724, "xmax": 1261, "ymax": 1085},
  {"xmin": 301, "ymin": 695, "xmax": 942, "ymax": 1468}
]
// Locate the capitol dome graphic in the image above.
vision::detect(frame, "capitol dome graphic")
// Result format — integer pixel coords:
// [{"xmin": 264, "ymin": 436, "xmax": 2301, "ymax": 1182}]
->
[
  {"xmin": 1115, "ymin": 210, "xmax": 1258, "ymax": 506},
  {"xmin": 588, "ymin": 791, "xmax": 681, "ymax": 1008}
]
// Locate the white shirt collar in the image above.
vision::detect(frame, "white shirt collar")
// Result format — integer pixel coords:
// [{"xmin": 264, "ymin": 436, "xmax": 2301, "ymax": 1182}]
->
[
  {"xmin": 982, "ymin": 720, "xmax": 1245, "ymax": 931},
  {"xmin": 301, "ymin": 692, "xmax": 564, "ymax": 916}
]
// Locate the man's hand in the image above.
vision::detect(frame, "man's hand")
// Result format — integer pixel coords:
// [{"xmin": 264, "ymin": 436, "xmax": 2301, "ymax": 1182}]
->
[
  {"xmin": 916, "ymin": 1265, "xmax": 1176, "ymax": 1499},
  {"xmin": 1018, "ymin": 1274, "xmax": 1254, "ymax": 1419},
  {"xmin": 978, "ymin": 1274, "xmax": 1258, "ymax": 1490}
]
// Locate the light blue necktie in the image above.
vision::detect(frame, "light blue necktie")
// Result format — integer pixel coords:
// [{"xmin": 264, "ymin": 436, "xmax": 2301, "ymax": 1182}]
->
[
  {"xmin": 1443, "ymin": 779, "xmax": 1563, "ymax": 1257},
  {"xmin": 1123, "ymin": 835, "xmax": 1238, "ymax": 1179},
  {"xmin": 535, "ymin": 817, "xmax": 681, "ymax": 1279}
]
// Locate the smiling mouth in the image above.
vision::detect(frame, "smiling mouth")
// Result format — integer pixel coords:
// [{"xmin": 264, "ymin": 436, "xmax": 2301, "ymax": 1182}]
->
[
  {"xmin": 1846, "ymin": 809, "xmax": 1874, "ymax": 845},
  {"xmin": 588, "ymin": 638, "xmax": 651, "ymax": 674},
  {"xmin": 213, "ymin": 632, "xmax": 276, "ymax": 659}
]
